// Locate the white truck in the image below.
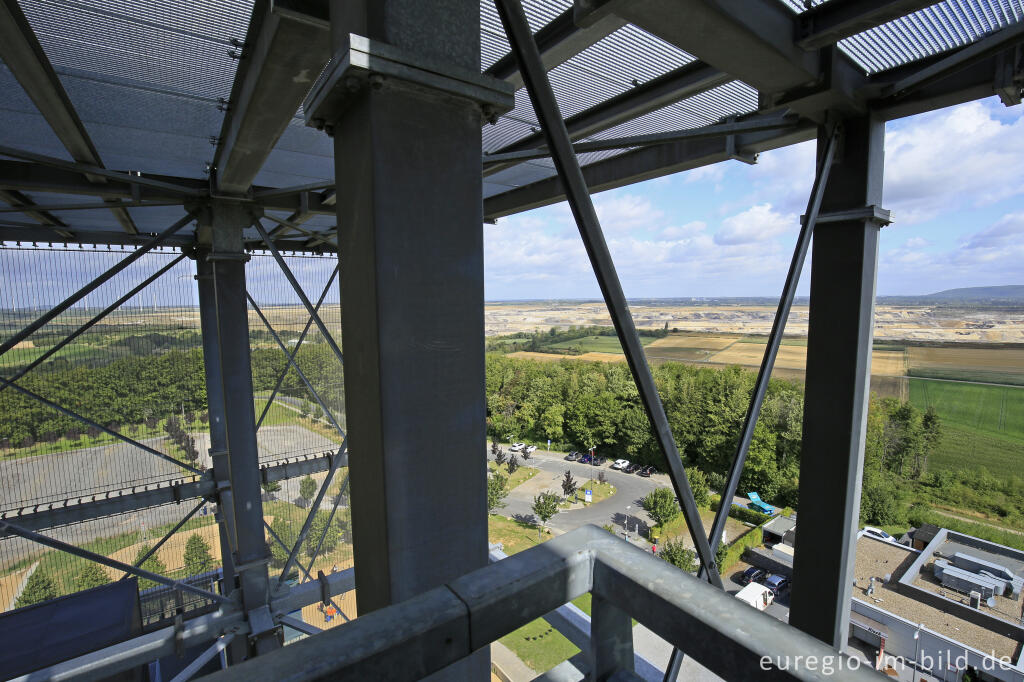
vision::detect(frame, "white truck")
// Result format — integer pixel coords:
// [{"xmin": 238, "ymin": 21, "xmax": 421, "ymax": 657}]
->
[{"xmin": 734, "ymin": 582, "xmax": 774, "ymax": 611}]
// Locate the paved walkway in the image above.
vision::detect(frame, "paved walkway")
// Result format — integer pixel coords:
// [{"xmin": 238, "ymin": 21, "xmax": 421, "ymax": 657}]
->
[{"xmin": 490, "ymin": 641, "xmax": 536, "ymax": 682}]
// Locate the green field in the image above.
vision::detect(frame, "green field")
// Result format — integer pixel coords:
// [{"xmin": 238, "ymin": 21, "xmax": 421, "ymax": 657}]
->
[
  {"xmin": 545, "ymin": 335, "xmax": 655, "ymax": 353},
  {"xmin": 909, "ymin": 378, "xmax": 1024, "ymax": 476}
]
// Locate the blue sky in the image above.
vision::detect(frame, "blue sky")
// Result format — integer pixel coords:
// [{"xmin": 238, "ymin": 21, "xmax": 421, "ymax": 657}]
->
[{"xmin": 484, "ymin": 96, "xmax": 1024, "ymax": 300}]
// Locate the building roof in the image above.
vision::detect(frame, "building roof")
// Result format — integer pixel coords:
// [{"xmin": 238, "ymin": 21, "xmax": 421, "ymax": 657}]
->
[{"xmin": 853, "ymin": 536, "xmax": 1023, "ymax": 660}]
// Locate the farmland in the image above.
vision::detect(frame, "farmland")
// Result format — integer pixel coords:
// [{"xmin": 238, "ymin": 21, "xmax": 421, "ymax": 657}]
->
[{"xmin": 909, "ymin": 379, "xmax": 1024, "ymax": 476}]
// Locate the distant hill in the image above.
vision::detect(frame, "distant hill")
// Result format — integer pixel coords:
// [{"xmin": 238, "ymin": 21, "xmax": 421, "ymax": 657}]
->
[{"xmin": 924, "ymin": 285, "xmax": 1024, "ymax": 301}]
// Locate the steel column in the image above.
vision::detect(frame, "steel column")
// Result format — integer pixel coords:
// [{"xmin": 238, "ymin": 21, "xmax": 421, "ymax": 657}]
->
[
  {"xmin": 196, "ymin": 251, "xmax": 240, "ymax": 621},
  {"xmin": 197, "ymin": 204, "xmax": 279, "ymax": 655},
  {"xmin": 789, "ymin": 116, "xmax": 885, "ymax": 650},
  {"xmin": 321, "ymin": 1, "xmax": 490, "ymax": 678}
]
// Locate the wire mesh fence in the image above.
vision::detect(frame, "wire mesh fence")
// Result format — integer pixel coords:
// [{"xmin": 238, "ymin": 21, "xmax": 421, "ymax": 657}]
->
[{"xmin": 0, "ymin": 244, "xmax": 351, "ymax": 623}]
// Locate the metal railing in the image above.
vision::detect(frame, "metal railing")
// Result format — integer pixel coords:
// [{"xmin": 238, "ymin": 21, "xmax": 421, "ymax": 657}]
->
[{"xmin": 200, "ymin": 526, "xmax": 882, "ymax": 681}]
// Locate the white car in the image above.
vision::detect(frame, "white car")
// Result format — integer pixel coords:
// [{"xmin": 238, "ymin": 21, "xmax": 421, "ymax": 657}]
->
[
  {"xmin": 524, "ymin": 445, "xmax": 537, "ymax": 454},
  {"xmin": 861, "ymin": 527, "xmax": 898, "ymax": 544},
  {"xmin": 509, "ymin": 442, "xmax": 525, "ymax": 452},
  {"xmin": 611, "ymin": 459, "xmax": 630, "ymax": 470}
]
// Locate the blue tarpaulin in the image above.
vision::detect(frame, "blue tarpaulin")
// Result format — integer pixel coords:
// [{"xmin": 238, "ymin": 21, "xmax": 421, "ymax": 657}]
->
[{"xmin": 0, "ymin": 577, "xmax": 141, "ymax": 679}]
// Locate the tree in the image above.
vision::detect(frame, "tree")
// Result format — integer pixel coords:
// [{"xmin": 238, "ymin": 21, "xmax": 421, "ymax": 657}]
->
[
  {"xmin": 132, "ymin": 545, "xmax": 168, "ymax": 591},
  {"xmin": 75, "ymin": 562, "xmax": 110, "ymax": 590},
  {"xmin": 532, "ymin": 492, "xmax": 560, "ymax": 528},
  {"xmin": 642, "ymin": 488, "xmax": 681, "ymax": 527},
  {"xmin": 261, "ymin": 480, "xmax": 282, "ymax": 495},
  {"xmin": 685, "ymin": 467, "xmax": 710, "ymax": 508},
  {"xmin": 268, "ymin": 516, "xmax": 298, "ymax": 567},
  {"xmin": 561, "ymin": 469, "xmax": 578, "ymax": 499},
  {"xmin": 659, "ymin": 539, "xmax": 698, "ymax": 572},
  {"xmin": 494, "ymin": 447, "xmax": 507, "ymax": 466},
  {"xmin": 919, "ymin": 406, "xmax": 942, "ymax": 478},
  {"xmin": 487, "ymin": 473, "xmax": 509, "ymax": 513},
  {"xmin": 306, "ymin": 510, "xmax": 340, "ymax": 558},
  {"xmin": 506, "ymin": 453, "xmax": 519, "ymax": 475},
  {"xmin": 184, "ymin": 534, "xmax": 214, "ymax": 576},
  {"xmin": 299, "ymin": 475, "xmax": 317, "ymax": 506},
  {"xmin": 16, "ymin": 569, "xmax": 58, "ymax": 607}
]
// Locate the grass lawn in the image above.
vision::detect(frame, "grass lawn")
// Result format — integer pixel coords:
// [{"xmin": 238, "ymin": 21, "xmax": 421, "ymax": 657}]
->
[
  {"xmin": 543, "ymin": 335, "xmax": 655, "ymax": 354},
  {"xmin": 910, "ymin": 379, "xmax": 1024, "ymax": 441},
  {"xmin": 909, "ymin": 379, "xmax": 1024, "ymax": 478},
  {"xmin": 487, "ymin": 516, "xmax": 606, "ymax": 673},
  {"xmin": 559, "ymin": 480, "xmax": 615, "ymax": 508},
  {"xmin": 488, "ymin": 460, "xmax": 539, "ymax": 490}
]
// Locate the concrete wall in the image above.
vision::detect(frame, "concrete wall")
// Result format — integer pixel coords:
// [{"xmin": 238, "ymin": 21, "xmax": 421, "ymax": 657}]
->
[{"xmin": 851, "ymin": 600, "xmax": 1024, "ymax": 682}]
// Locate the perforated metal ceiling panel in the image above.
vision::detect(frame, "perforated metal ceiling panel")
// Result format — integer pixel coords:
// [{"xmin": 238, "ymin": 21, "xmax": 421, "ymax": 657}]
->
[{"xmin": 779, "ymin": 0, "xmax": 1024, "ymax": 73}]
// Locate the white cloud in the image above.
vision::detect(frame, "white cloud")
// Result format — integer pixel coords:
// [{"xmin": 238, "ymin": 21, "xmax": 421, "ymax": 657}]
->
[
  {"xmin": 593, "ymin": 194, "xmax": 663, "ymax": 232},
  {"xmin": 713, "ymin": 204, "xmax": 795, "ymax": 245},
  {"xmin": 884, "ymin": 102, "xmax": 1024, "ymax": 223},
  {"xmin": 660, "ymin": 220, "xmax": 706, "ymax": 239}
]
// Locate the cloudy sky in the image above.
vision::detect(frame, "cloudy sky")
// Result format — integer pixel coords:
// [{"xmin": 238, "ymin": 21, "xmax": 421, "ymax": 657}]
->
[{"xmin": 484, "ymin": 96, "xmax": 1024, "ymax": 300}]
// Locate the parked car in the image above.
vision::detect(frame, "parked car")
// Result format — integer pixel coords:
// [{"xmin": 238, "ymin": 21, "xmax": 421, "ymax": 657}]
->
[
  {"xmin": 592, "ymin": 455, "xmax": 607, "ymax": 466},
  {"xmin": 638, "ymin": 465, "xmax": 655, "ymax": 477},
  {"xmin": 510, "ymin": 442, "xmax": 525, "ymax": 452},
  {"xmin": 565, "ymin": 451, "xmax": 580, "ymax": 461},
  {"xmin": 861, "ymin": 527, "xmax": 898, "ymax": 544},
  {"xmin": 739, "ymin": 566, "xmax": 767, "ymax": 586},
  {"xmin": 524, "ymin": 445, "xmax": 537, "ymax": 454},
  {"xmin": 763, "ymin": 574, "xmax": 790, "ymax": 596},
  {"xmin": 624, "ymin": 462, "xmax": 642, "ymax": 474},
  {"xmin": 611, "ymin": 459, "xmax": 629, "ymax": 470},
  {"xmin": 579, "ymin": 453, "xmax": 593, "ymax": 464}
]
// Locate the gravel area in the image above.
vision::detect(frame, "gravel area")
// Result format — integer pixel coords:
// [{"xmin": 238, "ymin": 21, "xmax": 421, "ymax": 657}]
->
[
  {"xmin": 913, "ymin": 562, "xmax": 1024, "ymax": 626},
  {"xmin": 854, "ymin": 537, "xmax": 1023, "ymax": 660}
]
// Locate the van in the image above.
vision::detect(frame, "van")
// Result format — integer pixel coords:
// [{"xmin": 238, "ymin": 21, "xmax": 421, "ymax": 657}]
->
[{"xmin": 734, "ymin": 582, "xmax": 774, "ymax": 611}]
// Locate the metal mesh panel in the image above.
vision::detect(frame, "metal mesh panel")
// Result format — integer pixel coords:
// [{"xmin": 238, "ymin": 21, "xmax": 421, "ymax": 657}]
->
[
  {"xmin": 778, "ymin": 0, "xmax": 1024, "ymax": 74},
  {"xmin": 0, "ymin": 245, "xmax": 205, "ymax": 509},
  {"xmin": 246, "ymin": 252, "xmax": 344, "ymax": 466}
]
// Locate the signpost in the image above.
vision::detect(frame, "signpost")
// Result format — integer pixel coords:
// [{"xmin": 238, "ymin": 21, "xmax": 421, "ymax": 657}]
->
[{"xmin": 585, "ymin": 489, "xmax": 592, "ymax": 503}]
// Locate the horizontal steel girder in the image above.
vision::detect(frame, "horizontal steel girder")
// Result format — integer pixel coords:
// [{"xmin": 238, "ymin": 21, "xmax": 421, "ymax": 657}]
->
[{"xmin": 0, "ymin": 452, "xmax": 337, "ymax": 535}]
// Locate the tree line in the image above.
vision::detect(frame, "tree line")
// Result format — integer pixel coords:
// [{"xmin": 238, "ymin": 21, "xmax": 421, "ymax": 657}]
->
[
  {"xmin": 0, "ymin": 341, "xmax": 344, "ymax": 450},
  {"xmin": 486, "ymin": 353, "xmax": 941, "ymax": 521}
]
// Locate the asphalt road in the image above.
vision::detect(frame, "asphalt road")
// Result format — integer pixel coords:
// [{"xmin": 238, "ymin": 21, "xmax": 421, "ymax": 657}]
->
[{"xmin": 489, "ymin": 448, "xmax": 667, "ymax": 539}]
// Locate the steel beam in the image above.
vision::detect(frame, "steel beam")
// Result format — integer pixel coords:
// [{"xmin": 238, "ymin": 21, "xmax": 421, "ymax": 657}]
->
[
  {"xmin": 796, "ymin": 0, "xmax": 941, "ymax": 50},
  {"xmin": 484, "ymin": 115, "xmax": 815, "ymax": 219},
  {"xmin": 484, "ymin": 60, "xmax": 730, "ymax": 176},
  {"xmin": 0, "ymin": 0, "xmax": 139, "ymax": 233},
  {"xmin": 0, "ymin": 453, "xmax": 332, "ymax": 535},
  {"xmin": 120, "ymin": 499, "xmax": 207, "ymax": 580},
  {"xmin": 0, "ymin": 189, "xmax": 72, "ymax": 238},
  {"xmin": 582, "ymin": 0, "xmax": 820, "ymax": 94},
  {"xmin": 213, "ymin": 1, "xmax": 332, "ymax": 195},
  {"xmin": 483, "ymin": 114, "xmax": 800, "ymax": 166},
  {"xmin": 484, "ymin": 7, "xmax": 625, "ymax": 89},
  {"xmin": 495, "ymin": 0, "xmax": 721, "ymax": 586},
  {"xmin": 789, "ymin": 116, "xmax": 885, "ymax": 650}
]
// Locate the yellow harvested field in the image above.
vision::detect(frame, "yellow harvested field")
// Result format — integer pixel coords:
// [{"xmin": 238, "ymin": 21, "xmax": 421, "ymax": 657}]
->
[
  {"xmin": 12, "ymin": 340, "xmax": 34, "ymax": 349},
  {"xmin": 908, "ymin": 347, "xmax": 1024, "ymax": 373},
  {"xmin": 870, "ymin": 350, "xmax": 906, "ymax": 376},
  {"xmin": 709, "ymin": 344, "xmax": 808, "ymax": 369},
  {"xmin": 105, "ymin": 522, "xmax": 230, "ymax": 578},
  {"xmin": 710, "ymin": 344, "xmax": 907, "ymax": 377},
  {"xmin": 506, "ymin": 351, "xmax": 623, "ymax": 363},
  {"xmin": 647, "ymin": 335, "xmax": 737, "ymax": 351}
]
